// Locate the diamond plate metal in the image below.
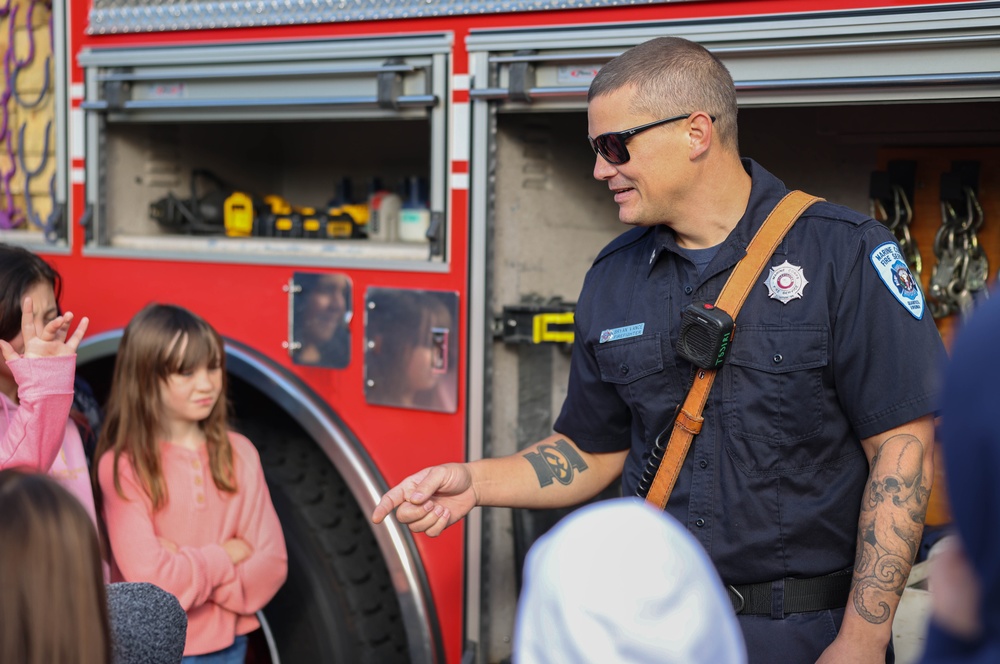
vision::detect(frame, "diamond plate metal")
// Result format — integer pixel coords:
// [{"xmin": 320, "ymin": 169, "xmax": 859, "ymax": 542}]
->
[{"xmin": 88, "ymin": 0, "xmax": 674, "ymax": 34}]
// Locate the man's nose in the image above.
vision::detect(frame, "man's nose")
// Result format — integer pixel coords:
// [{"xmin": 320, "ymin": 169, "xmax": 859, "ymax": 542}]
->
[{"xmin": 593, "ymin": 153, "xmax": 618, "ymax": 180}]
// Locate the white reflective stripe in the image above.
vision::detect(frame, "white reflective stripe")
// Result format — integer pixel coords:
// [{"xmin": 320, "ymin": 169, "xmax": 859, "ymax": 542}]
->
[
  {"xmin": 71, "ymin": 109, "xmax": 85, "ymax": 161},
  {"xmin": 451, "ymin": 101, "xmax": 469, "ymax": 163},
  {"xmin": 450, "ymin": 172, "xmax": 469, "ymax": 191}
]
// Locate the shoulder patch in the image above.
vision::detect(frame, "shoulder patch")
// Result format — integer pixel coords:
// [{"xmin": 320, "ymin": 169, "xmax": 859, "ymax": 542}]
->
[
  {"xmin": 593, "ymin": 226, "xmax": 653, "ymax": 267},
  {"xmin": 869, "ymin": 241, "xmax": 924, "ymax": 320}
]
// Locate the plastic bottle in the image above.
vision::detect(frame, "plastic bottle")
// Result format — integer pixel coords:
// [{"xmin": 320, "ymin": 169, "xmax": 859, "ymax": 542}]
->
[
  {"xmin": 366, "ymin": 177, "xmax": 399, "ymax": 242},
  {"xmin": 398, "ymin": 176, "xmax": 430, "ymax": 242},
  {"xmin": 378, "ymin": 189, "xmax": 403, "ymax": 242}
]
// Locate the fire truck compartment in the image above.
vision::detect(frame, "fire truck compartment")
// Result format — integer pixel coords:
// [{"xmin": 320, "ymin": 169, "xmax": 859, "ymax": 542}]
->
[{"xmin": 79, "ymin": 35, "xmax": 450, "ymax": 268}]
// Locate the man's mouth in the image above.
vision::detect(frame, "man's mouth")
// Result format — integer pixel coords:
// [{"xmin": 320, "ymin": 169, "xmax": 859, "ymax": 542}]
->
[{"xmin": 612, "ymin": 186, "xmax": 634, "ymax": 202}]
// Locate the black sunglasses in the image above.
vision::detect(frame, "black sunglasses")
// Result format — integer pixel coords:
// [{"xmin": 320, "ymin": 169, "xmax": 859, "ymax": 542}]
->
[{"xmin": 588, "ymin": 113, "xmax": 715, "ymax": 165}]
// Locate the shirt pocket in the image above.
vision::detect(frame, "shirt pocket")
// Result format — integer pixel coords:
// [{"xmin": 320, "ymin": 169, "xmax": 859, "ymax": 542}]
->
[
  {"xmin": 724, "ymin": 325, "xmax": 828, "ymax": 447},
  {"xmin": 595, "ymin": 333, "xmax": 663, "ymax": 385}
]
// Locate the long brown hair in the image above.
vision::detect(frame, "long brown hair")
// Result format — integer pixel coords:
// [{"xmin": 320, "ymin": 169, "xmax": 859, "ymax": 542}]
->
[
  {"xmin": 0, "ymin": 468, "xmax": 111, "ymax": 664},
  {"xmin": 94, "ymin": 303, "xmax": 236, "ymax": 511}
]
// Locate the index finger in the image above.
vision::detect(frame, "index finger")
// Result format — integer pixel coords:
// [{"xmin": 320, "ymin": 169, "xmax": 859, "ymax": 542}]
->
[
  {"xmin": 371, "ymin": 465, "xmax": 447, "ymax": 524},
  {"xmin": 371, "ymin": 482, "xmax": 411, "ymax": 524}
]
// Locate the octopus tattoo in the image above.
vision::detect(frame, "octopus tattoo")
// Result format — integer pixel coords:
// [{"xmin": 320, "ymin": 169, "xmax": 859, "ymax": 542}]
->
[{"xmin": 852, "ymin": 434, "xmax": 931, "ymax": 624}]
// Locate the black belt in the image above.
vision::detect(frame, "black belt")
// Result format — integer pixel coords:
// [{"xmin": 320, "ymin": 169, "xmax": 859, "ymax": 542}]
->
[{"xmin": 726, "ymin": 569, "xmax": 853, "ymax": 616}]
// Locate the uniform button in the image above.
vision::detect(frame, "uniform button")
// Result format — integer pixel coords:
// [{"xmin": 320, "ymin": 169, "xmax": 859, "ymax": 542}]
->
[
  {"xmin": 196, "ymin": 494, "xmax": 205, "ymax": 504},
  {"xmin": 695, "ymin": 518, "xmax": 706, "ymax": 527},
  {"xmin": 773, "ymin": 353, "xmax": 783, "ymax": 363},
  {"xmin": 619, "ymin": 363, "xmax": 629, "ymax": 375},
  {"xmin": 194, "ymin": 475, "xmax": 203, "ymax": 486},
  {"xmin": 699, "ymin": 459, "xmax": 708, "ymax": 469},
  {"xmin": 684, "ymin": 286, "xmax": 693, "ymax": 295},
  {"xmin": 191, "ymin": 460, "xmax": 200, "ymax": 469}
]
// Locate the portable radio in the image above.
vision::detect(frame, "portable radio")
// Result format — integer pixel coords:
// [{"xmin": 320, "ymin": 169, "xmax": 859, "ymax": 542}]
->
[{"xmin": 676, "ymin": 302, "xmax": 735, "ymax": 370}]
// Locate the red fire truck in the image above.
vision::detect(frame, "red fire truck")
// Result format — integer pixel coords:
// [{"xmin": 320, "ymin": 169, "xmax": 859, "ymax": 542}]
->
[{"xmin": 1, "ymin": 0, "xmax": 997, "ymax": 662}]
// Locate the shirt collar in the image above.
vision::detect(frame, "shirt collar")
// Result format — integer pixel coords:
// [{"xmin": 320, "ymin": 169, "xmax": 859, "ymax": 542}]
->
[{"xmin": 646, "ymin": 158, "xmax": 790, "ymax": 278}]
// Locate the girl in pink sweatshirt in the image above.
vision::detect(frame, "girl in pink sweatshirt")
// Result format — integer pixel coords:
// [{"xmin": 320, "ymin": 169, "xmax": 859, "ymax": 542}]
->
[
  {"xmin": 95, "ymin": 303, "xmax": 288, "ymax": 662},
  {"xmin": 0, "ymin": 243, "xmax": 94, "ymax": 526}
]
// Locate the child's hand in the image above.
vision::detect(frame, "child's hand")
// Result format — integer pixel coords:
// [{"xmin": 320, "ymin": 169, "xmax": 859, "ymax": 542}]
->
[
  {"xmin": 223, "ymin": 538, "xmax": 253, "ymax": 565},
  {"xmin": 0, "ymin": 296, "xmax": 89, "ymax": 363}
]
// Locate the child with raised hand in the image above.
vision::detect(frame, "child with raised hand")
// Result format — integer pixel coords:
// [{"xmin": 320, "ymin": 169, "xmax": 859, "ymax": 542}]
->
[
  {"xmin": 0, "ymin": 243, "xmax": 93, "ymax": 525},
  {"xmin": 94, "ymin": 303, "xmax": 287, "ymax": 662}
]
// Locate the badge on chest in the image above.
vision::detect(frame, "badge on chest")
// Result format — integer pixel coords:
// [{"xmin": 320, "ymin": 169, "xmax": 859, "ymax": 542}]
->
[{"xmin": 765, "ymin": 260, "xmax": 809, "ymax": 304}]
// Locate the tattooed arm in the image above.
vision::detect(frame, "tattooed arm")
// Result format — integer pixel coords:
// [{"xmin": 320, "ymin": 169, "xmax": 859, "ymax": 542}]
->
[
  {"xmin": 371, "ymin": 433, "xmax": 628, "ymax": 537},
  {"xmin": 817, "ymin": 415, "xmax": 935, "ymax": 664}
]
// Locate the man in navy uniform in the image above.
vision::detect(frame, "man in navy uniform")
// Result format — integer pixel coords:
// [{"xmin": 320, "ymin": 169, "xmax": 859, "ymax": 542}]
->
[{"xmin": 373, "ymin": 36, "xmax": 944, "ymax": 663}]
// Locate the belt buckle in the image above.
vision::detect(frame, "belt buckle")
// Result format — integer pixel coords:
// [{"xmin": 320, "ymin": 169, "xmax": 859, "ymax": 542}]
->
[{"xmin": 727, "ymin": 585, "xmax": 745, "ymax": 614}]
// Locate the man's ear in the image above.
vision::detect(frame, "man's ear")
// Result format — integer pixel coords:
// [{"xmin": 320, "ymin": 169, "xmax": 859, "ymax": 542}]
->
[{"xmin": 688, "ymin": 111, "xmax": 714, "ymax": 160}]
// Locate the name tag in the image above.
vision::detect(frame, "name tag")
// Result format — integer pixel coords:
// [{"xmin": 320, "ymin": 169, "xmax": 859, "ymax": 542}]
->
[{"xmin": 599, "ymin": 323, "xmax": 645, "ymax": 344}]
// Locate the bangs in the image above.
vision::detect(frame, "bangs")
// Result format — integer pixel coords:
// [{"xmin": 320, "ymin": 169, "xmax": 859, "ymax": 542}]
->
[{"xmin": 161, "ymin": 321, "xmax": 223, "ymax": 375}]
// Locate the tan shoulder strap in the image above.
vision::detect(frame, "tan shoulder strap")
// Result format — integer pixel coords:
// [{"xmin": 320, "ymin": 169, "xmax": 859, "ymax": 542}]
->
[{"xmin": 644, "ymin": 190, "xmax": 823, "ymax": 509}]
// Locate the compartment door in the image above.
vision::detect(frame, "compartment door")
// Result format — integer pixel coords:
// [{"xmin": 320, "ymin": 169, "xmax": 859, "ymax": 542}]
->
[
  {"xmin": 78, "ymin": 35, "xmax": 450, "ymax": 258},
  {"xmin": 79, "ymin": 36, "xmax": 449, "ymax": 122},
  {"xmin": 468, "ymin": 3, "xmax": 1000, "ymax": 110}
]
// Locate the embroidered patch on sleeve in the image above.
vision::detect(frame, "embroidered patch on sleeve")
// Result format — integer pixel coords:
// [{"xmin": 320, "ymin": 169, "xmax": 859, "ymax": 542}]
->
[{"xmin": 870, "ymin": 241, "xmax": 925, "ymax": 320}]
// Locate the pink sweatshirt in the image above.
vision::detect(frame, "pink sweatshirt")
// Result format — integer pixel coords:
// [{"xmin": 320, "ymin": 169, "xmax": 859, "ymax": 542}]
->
[
  {"xmin": 0, "ymin": 355, "xmax": 98, "ymax": 528},
  {"xmin": 98, "ymin": 432, "xmax": 288, "ymax": 656}
]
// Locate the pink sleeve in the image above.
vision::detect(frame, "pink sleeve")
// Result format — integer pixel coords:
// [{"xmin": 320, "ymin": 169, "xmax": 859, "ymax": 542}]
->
[
  {"xmin": 98, "ymin": 453, "xmax": 237, "ymax": 612},
  {"xmin": 0, "ymin": 356, "xmax": 75, "ymax": 472},
  {"xmin": 211, "ymin": 437, "xmax": 288, "ymax": 614}
]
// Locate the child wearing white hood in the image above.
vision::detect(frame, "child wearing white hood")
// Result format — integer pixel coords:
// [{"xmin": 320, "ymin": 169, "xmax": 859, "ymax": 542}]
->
[{"xmin": 515, "ymin": 497, "xmax": 747, "ymax": 664}]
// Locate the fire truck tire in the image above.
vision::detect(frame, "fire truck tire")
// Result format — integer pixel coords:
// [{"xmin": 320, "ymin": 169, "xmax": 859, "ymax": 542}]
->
[{"xmin": 241, "ymin": 419, "xmax": 410, "ymax": 663}]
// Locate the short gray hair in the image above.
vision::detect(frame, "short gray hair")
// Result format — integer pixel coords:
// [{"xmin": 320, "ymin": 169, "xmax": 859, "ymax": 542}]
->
[{"xmin": 589, "ymin": 37, "xmax": 739, "ymax": 152}]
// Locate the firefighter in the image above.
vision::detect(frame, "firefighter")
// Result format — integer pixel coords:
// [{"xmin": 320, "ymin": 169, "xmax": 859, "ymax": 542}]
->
[{"xmin": 373, "ymin": 36, "xmax": 944, "ymax": 664}]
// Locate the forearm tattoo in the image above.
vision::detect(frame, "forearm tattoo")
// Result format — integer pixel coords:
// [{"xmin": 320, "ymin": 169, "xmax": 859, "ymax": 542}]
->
[
  {"xmin": 852, "ymin": 434, "xmax": 931, "ymax": 624},
  {"xmin": 523, "ymin": 439, "xmax": 589, "ymax": 488}
]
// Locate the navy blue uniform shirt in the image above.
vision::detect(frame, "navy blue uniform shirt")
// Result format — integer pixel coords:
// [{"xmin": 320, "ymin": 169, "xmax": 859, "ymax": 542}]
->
[{"xmin": 554, "ymin": 159, "xmax": 945, "ymax": 585}]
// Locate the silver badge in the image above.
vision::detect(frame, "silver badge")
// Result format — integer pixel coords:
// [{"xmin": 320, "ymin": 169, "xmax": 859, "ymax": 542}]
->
[{"xmin": 765, "ymin": 261, "xmax": 808, "ymax": 304}]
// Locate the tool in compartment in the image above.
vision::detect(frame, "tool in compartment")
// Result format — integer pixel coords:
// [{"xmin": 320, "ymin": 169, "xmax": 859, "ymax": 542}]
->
[
  {"xmin": 149, "ymin": 169, "xmax": 232, "ymax": 234},
  {"xmin": 154, "ymin": 170, "xmax": 382, "ymax": 239}
]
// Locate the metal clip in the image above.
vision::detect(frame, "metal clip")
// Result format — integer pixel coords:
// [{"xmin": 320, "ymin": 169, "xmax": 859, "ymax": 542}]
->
[{"xmin": 728, "ymin": 585, "xmax": 746, "ymax": 614}]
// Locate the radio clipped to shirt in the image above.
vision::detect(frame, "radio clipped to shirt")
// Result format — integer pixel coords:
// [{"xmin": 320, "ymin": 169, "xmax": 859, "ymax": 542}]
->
[
  {"xmin": 676, "ymin": 302, "xmax": 734, "ymax": 369},
  {"xmin": 642, "ymin": 190, "xmax": 823, "ymax": 509}
]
